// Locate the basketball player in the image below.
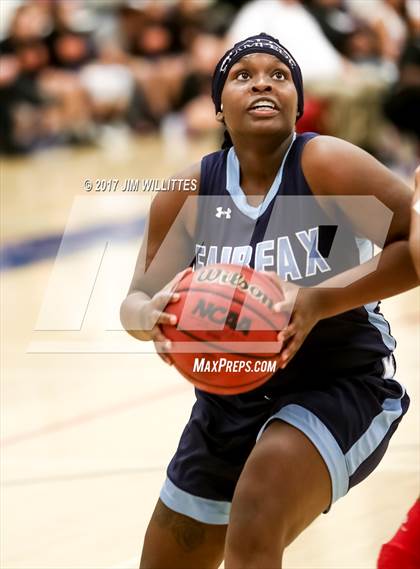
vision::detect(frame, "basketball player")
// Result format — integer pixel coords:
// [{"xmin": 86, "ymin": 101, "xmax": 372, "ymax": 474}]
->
[{"xmin": 120, "ymin": 34, "xmax": 418, "ymax": 568}]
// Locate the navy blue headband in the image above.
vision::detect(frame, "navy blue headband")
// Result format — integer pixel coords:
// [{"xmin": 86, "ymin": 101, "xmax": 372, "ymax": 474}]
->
[{"xmin": 212, "ymin": 33, "xmax": 304, "ymax": 145}]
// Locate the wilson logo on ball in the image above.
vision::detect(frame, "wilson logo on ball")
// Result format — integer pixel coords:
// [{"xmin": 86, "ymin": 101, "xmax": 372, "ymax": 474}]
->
[{"xmin": 196, "ymin": 267, "xmax": 275, "ymax": 309}]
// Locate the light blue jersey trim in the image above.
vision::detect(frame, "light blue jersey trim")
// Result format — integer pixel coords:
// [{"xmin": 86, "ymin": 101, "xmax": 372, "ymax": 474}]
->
[
  {"xmin": 381, "ymin": 354, "xmax": 395, "ymax": 379},
  {"xmin": 345, "ymin": 387, "xmax": 405, "ymax": 477},
  {"xmin": 355, "ymin": 236, "xmax": 396, "ymax": 352},
  {"xmin": 160, "ymin": 477, "xmax": 231, "ymax": 525},
  {"xmin": 256, "ymin": 404, "xmax": 348, "ymax": 503},
  {"xmin": 226, "ymin": 132, "xmax": 296, "ymax": 220},
  {"xmin": 365, "ymin": 301, "xmax": 396, "ymax": 351}
]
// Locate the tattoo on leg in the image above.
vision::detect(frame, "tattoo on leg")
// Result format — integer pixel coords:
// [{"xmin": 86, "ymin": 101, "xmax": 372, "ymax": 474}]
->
[{"xmin": 154, "ymin": 501, "xmax": 206, "ymax": 552}]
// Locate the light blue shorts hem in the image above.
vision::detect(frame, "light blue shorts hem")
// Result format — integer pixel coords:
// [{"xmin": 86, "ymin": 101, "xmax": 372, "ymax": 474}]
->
[
  {"xmin": 160, "ymin": 477, "xmax": 231, "ymax": 525},
  {"xmin": 256, "ymin": 403, "xmax": 349, "ymax": 505}
]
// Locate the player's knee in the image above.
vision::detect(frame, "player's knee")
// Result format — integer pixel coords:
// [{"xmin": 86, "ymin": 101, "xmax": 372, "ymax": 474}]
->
[
  {"xmin": 225, "ymin": 515, "xmax": 285, "ymax": 567},
  {"xmin": 226, "ymin": 478, "xmax": 288, "ymax": 559},
  {"xmin": 225, "ymin": 532, "xmax": 284, "ymax": 566}
]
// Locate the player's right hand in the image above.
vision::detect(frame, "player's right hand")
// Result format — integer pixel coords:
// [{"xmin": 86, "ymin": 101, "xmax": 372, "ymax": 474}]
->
[{"xmin": 139, "ymin": 267, "xmax": 192, "ymax": 365}]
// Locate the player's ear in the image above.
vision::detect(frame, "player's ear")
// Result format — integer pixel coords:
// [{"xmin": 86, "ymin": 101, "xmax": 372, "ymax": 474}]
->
[{"xmin": 216, "ymin": 103, "xmax": 224, "ymax": 123}]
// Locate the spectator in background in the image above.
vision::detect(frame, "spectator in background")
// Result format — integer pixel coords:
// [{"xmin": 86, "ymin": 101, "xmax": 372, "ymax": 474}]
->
[
  {"xmin": 228, "ymin": 0, "xmax": 345, "ymax": 82},
  {"xmin": 46, "ymin": 0, "xmax": 96, "ymax": 70},
  {"xmin": 384, "ymin": 36, "xmax": 420, "ymax": 142},
  {"xmin": 344, "ymin": 22, "xmax": 382, "ymax": 65},
  {"xmin": 0, "ymin": 2, "xmax": 51, "ymax": 53},
  {"xmin": 348, "ymin": 0, "xmax": 419, "ymax": 64},
  {"xmin": 0, "ymin": 3, "xmax": 51, "ymax": 152},
  {"xmin": 302, "ymin": 0, "xmax": 386, "ymax": 69},
  {"xmin": 116, "ymin": 0, "xmax": 228, "ymax": 132},
  {"xmin": 368, "ymin": 0, "xmax": 409, "ymax": 63},
  {"xmin": 345, "ymin": 0, "xmax": 420, "ymax": 168},
  {"xmin": 300, "ymin": 0, "xmax": 359, "ymax": 56},
  {"xmin": 0, "ymin": 3, "xmax": 45, "ymax": 151},
  {"xmin": 38, "ymin": 0, "xmax": 96, "ymax": 143},
  {"xmin": 0, "ymin": 0, "xmax": 95, "ymax": 151},
  {"xmin": 116, "ymin": 2, "xmax": 189, "ymax": 130},
  {"xmin": 122, "ymin": 2, "xmax": 180, "ymax": 59},
  {"xmin": 342, "ymin": 0, "xmax": 420, "ymax": 168},
  {"xmin": 79, "ymin": 40, "xmax": 135, "ymax": 126},
  {"xmin": 0, "ymin": 52, "xmax": 42, "ymax": 153},
  {"xmin": 175, "ymin": 33, "xmax": 225, "ymax": 135}
]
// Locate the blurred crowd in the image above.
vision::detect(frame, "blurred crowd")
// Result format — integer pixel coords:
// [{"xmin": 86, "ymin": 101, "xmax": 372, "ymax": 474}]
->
[{"xmin": 0, "ymin": 0, "xmax": 419, "ymax": 165}]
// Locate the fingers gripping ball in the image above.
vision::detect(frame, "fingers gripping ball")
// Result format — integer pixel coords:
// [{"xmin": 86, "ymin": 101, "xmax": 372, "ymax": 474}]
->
[{"xmin": 161, "ymin": 264, "xmax": 288, "ymax": 395}]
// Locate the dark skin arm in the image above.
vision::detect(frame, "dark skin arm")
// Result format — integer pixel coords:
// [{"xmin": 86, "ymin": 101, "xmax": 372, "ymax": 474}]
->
[
  {"xmin": 270, "ymin": 136, "xmax": 418, "ymax": 369},
  {"xmin": 120, "ymin": 164, "xmax": 200, "ymax": 363}
]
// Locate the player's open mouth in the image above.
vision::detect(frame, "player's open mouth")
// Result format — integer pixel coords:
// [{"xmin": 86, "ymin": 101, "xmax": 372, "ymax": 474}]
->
[{"xmin": 247, "ymin": 98, "xmax": 279, "ymax": 116}]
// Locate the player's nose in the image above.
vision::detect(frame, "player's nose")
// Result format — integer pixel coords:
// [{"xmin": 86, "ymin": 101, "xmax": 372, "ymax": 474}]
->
[{"xmin": 251, "ymin": 78, "xmax": 272, "ymax": 92}]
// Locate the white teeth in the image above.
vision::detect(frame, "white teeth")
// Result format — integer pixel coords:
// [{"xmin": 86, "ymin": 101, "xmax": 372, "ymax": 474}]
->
[{"xmin": 252, "ymin": 100, "xmax": 275, "ymax": 109}]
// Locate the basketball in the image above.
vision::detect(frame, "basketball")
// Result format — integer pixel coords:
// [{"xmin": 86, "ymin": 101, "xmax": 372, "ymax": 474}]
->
[{"xmin": 162, "ymin": 264, "xmax": 288, "ymax": 394}]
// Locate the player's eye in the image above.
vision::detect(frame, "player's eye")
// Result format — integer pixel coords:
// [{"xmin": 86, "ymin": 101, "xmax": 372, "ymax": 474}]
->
[
  {"xmin": 237, "ymin": 70, "xmax": 250, "ymax": 80},
  {"xmin": 273, "ymin": 71, "xmax": 286, "ymax": 80}
]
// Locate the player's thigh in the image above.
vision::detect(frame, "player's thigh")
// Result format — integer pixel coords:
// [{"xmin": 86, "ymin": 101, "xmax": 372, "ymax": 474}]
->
[
  {"xmin": 226, "ymin": 420, "xmax": 331, "ymax": 555},
  {"xmin": 140, "ymin": 498, "xmax": 227, "ymax": 569}
]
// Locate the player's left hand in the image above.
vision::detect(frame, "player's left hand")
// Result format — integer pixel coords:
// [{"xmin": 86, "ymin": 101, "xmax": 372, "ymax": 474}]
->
[{"xmin": 265, "ymin": 272, "xmax": 323, "ymax": 369}]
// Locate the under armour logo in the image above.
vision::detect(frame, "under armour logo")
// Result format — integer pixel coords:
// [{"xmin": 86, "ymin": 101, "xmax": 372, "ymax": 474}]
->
[{"xmin": 215, "ymin": 207, "xmax": 231, "ymax": 219}]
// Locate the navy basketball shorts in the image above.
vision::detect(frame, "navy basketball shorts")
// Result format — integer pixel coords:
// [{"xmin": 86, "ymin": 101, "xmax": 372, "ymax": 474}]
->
[{"xmin": 160, "ymin": 355, "xmax": 410, "ymax": 524}]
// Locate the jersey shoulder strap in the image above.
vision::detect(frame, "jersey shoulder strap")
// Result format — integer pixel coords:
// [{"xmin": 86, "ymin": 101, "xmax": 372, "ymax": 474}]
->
[
  {"xmin": 281, "ymin": 131, "xmax": 319, "ymax": 196},
  {"xmin": 200, "ymin": 149, "xmax": 228, "ymax": 196}
]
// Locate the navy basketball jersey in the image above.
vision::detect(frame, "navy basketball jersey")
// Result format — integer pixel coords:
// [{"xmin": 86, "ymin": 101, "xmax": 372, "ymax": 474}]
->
[{"xmin": 193, "ymin": 132, "xmax": 395, "ymax": 375}]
